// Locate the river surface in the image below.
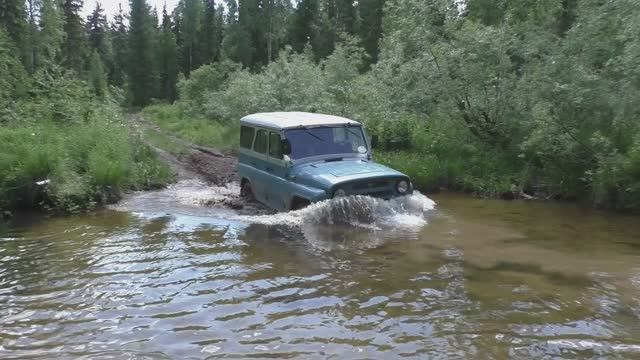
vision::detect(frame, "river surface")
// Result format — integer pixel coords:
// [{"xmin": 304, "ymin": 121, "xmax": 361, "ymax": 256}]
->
[{"xmin": 1, "ymin": 180, "xmax": 640, "ymax": 359}]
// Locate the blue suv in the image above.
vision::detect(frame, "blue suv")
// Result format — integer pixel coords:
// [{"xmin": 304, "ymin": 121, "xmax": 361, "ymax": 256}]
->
[{"xmin": 238, "ymin": 112, "xmax": 413, "ymax": 210}]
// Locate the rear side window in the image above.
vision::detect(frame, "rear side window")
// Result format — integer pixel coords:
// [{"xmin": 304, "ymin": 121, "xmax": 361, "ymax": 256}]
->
[
  {"xmin": 253, "ymin": 129, "xmax": 268, "ymax": 154},
  {"xmin": 240, "ymin": 126, "xmax": 255, "ymax": 149},
  {"xmin": 269, "ymin": 132, "xmax": 282, "ymax": 159}
]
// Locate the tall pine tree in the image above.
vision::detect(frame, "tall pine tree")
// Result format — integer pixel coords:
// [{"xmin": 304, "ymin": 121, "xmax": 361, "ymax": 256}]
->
[
  {"xmin": 61, "ymin": 0, "xmax": 88, "ymax": 74},
  {"xmin": 128, "ymin": 0, "xmax": 157, "ymax": 106},
  {"xmin": 158, "ymin": 4, "xmax": 178, "ymax": 101},
  {"xmin": 110, "ymin": 3, "xmax": 128, "ymax": 86},
  {"xmin": 86, "ymin": 2, "xmax": 113, "ymax": 77},
  {"xmin": 199, "ymin": 0, "xmax": 220, "ymax": 65},
  {"xmin": 0, "ymin": 0, "xmax": 27, "ymax": 47},
  {"xmin": 39, "ymin": 0, "xmax": 64, "ymax": 67},
  {"xmin": 181, "ymin": 0, "xmax": 203, "ymax": 74},
  {"xmin": 359, "ymin": 0, "xmax": 384, "ymax": 66}
]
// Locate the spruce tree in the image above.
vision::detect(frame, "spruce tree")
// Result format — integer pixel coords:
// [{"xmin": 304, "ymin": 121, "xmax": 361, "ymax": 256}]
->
[
  {"xmin": 199, "ymin": 0, "xmax": 219, "ymax": 65},
  {"xmin": 222, "ymin": 0, "xmax": 252, "ymax": 66},
  {"xmin": 128, "ymin": 0, "xmax": 157, "ymax": 106},
  {"xmin": 39, "ymin": 0, "xmax": 64, "ymax": 67},
  {"xmin": 110, "ymin": 3, "xmax": 128, "ymax": 86},
  {"xmin": 358, "ymin": 0, "xmax": 384, "ymax": 66},
  {"xmin": 88, "ymin": 49, "xmax": 107, "ymax": 98},
  {"xmin": 213, "ymin": 3, "xmax": 224, "ymax": 60},
  {"xmin": 0, "ymin": 0, "xmax": 27, "ymax": 47},
  {"xmin": 24, "ymin": 0, "xmax": 39, "ymax": 73},
  {"xmin": 181, "ymin": 0, "xmax": 203, "ymax": 74},
  {"xmin": 61, "ymin": 0, "xmax": 88, "ymax": 74},
  {"xmin": 158, "ymin": 4, "xmax": 178, "ymax": 101},
  {"xmin": 86, "ymin": 2, "xmax": 113, "ymax": 78},
  {"xmin": 288, "ymin": 0, "xmax": 318, "ymax": 53}
]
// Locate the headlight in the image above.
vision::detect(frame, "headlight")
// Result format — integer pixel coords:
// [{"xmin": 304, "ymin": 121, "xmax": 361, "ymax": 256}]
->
[
  {"xmin": 334, "ymin": 188, "xmax": 346, "ymax": 198},
  {"xmin": 397, "ymin": 180, "xmax": 409, "ymax": 194}
]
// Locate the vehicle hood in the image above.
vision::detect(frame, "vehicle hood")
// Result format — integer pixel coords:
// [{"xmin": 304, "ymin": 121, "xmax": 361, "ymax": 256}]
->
[{"xmin": 291, "ymin": 160, "xmax": 407, "ymax": 189}]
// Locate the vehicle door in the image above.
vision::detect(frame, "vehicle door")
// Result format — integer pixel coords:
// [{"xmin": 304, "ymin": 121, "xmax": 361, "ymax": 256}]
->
[
  {"xmin": 248, "ymin": 128, "xmax": 270, "ymax": 203},
  {"xmin": 265, "ymin": 131, "xmax": 290, "ymax": 210}
]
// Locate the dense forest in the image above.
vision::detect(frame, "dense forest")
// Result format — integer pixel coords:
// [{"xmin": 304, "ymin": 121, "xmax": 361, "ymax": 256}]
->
[{"xmin": 1, "ymin": 0, "xmax": 640, "ymax": 212}]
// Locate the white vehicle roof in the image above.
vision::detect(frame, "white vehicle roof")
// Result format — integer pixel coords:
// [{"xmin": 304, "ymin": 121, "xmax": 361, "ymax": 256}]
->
[{"xmin": 240, "ymin": 112, "xmax": 361, "ymax": 130}]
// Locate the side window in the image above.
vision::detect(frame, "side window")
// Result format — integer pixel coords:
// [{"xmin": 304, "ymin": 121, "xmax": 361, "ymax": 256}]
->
[
  {"xmin": 240, "ymin": 126, "xmax": 255, "ymax": 149},
  {"xmin": 268, "ymin": 132, "xmax": 282, "ymax": 159},
  {"xmin": 253, "ymin": 129, "xmax": 268, "ymax": 154}
]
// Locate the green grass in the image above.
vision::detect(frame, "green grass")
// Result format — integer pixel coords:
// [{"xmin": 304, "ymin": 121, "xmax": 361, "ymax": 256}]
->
[
  {"xmin": 142, "ymin": 104, "xmax": 239, "ymax": 151},
  {"xmin": 376, "ymin": 150, "xmax": 515, "ymax": 196},
  {"xmin": 0, "ymin": 111, "xmax": 172, "ymax": 213},
  {"xmin": 142, "ymin": 127, "xmax": 190, "ymax": 157}
]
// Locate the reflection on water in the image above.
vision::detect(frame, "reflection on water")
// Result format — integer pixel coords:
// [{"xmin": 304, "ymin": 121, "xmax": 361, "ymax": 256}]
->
[{"xmin": 1, "ymin": 185, "xmax": 640, "ymax": 358}]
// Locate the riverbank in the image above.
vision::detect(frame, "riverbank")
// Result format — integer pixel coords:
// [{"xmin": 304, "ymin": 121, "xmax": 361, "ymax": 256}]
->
[{"xmin": 0, "ymin": 95, "xmax": 173, "ymax": 214}]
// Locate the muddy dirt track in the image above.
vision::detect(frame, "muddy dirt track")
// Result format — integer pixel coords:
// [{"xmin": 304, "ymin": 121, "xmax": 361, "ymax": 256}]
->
[{"xmin": 131, "ymin": 114, "xmax": 238, "ymax": 186}]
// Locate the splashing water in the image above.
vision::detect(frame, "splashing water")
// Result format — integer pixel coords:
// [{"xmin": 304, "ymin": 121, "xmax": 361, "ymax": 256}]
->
[{"xmin": 112, "ymin": 180, "xmax": 436, "ymax": 248}]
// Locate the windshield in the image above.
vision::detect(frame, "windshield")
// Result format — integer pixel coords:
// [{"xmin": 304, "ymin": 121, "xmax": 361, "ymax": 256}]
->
[{"xmin": 284, "ymin": 126, "xmax": 368, "ymax": 160}]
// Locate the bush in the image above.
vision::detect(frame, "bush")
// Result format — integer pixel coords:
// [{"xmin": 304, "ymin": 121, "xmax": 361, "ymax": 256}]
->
[{"xmin": 0, "ymin": 72, "xmax": 171, "ymax": 212}]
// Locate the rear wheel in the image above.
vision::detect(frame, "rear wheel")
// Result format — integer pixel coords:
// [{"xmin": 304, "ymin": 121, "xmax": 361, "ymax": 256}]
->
[{"xmin": 240, "ymin": 180, "xmax": 254, "ymax": 201}]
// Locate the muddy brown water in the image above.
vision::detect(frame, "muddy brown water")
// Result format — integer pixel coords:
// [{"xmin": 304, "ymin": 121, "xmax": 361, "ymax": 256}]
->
[{"xmin": 1, "ymin": 181, "xmax": 640, "ymax": 359}]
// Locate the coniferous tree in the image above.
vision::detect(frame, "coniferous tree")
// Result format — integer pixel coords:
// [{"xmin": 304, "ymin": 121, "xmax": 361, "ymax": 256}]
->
[
  {"xmin": 358, "ymin": 0, "xmax": 384, "ymax": 66},
  {"xmin": 158, "ymin": 4, "xmax": 178, "ymax": 101},
  {"xmin": 213, "ymin": 2, "xmax": 224, "ymax": 61},
  {"xmin": 199, "ymin": 0, "xmax": 219, "ymax": 65},
  {"xmin": 222, "ymin": 0, "xmax": 252, "ymax": 66},
  {"xmin": 238, "ymin": 0, "xmax": 260, "ymax": 67},
  {"xmin": 181, "ymin": 0, "xmax": 203, "ymax": 74},
  {"xmin": 61, "ymin": 0, "xmax": 88, "ymax": 74},
  {"xmin": 39, "ymin": 0, "xmax": 64, "ymax": 66},
  {"xmin": 86, "ymin": 2, "xmax": 113, "ymax": 76},
  {"xmin": 88, "ymin": 49, "xmax": 107, "ymax": 97},
  {"xmin": 24, "ymin": 0, "xmax": 39, "ymax": 73},
  {"xmin": 288, "ymin": 0, "xmax": 319, "ymax": 53},
  {"xmin": 110, "ymin": 3, "xmax": 128, "ymax": 86},
  {"xmin": 266, "ymin": 0, "xmax": 293, "ymax": 62},
  {"xmin": 0, "ymin": 0, "xmax": 27, "ymax": 47},
  {"xmin": 128, "ymin": 0, "xmax": 157, "ymax": 106}
]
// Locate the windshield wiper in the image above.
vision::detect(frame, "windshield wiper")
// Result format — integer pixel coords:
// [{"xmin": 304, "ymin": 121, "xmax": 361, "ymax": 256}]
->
[
  {"xmin": 300, "ymin": 127, "xmax": 325, "ymax": 142},
  {"xmin": 343, "ymin": 124, "xmax": 363, "ymax": 141}
]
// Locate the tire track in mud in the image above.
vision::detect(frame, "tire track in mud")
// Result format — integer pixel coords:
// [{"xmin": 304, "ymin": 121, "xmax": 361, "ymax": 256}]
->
[
  {"xmin": 128, "ymin": 113, "xmax": 261, "ymax": 211},
  {"xmin": 130, "ymin": 113, "xmax": 238, "ymax": 186}
]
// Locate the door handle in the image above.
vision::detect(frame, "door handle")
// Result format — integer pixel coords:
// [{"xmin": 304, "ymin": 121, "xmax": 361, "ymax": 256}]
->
[{"xmin": 266, "ymin": 167, "xmax": 274, "ymax": 172}]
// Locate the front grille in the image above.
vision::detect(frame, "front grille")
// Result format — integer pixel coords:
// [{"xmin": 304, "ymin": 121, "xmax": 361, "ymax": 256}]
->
[
  {"xmin": 345, "ymin": 179, "xmax": 397, "ymax": 199},
  {"xmin": 352, "ymin": 180, "xmax": 390, "ymax": 190},
  {"xmin": 364, "ymin": 190, "xmax": 394, "ymax": 199}
]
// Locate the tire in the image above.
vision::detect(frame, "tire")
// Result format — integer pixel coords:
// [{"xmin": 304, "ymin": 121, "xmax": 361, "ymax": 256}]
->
[{"xmin": 240, "ymin": 180, "xmax": 254, "ymax": 201}]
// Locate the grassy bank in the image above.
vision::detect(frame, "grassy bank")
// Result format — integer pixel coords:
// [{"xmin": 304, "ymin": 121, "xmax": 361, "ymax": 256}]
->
[
  {"xmin": 0, "ymin": 114, "xmax": 172, "ymax": 213},
  {"xmin": 0, "ymin": 73, "xmax": 172, "ymax": 213},
  {"xmin": 142, "ymin": 104, "xmax": 239, "ymax": 151}
]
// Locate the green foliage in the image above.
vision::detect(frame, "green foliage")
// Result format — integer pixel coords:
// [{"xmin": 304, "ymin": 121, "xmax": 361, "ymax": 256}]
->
[
  {"xmin": 158, "ymin": 5, "xmax": 179, "ymax": 101},
  {"xmin": 88, "ymin": 49, "xmax": 107, "ymax": 98},
  {"xmin": 142, "ymin": 103, "xmax": 239, "ymax": 150},
  {"xmin": 0, "ymin": 56, "xmax": 170, "ymax": 212},
  {"xmin": 61, "ymin": 0, "xmax": 87, "ymax": 74},
  {"xmin": 0, "ymin": 29, "xmax": 28, "ymax": 120},
  {"xmin": 128, "ymin": 0, "xmax": 159, "ymax": 106}
]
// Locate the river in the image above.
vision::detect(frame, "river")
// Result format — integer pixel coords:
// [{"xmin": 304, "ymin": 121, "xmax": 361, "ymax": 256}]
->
[{"xmin": 1, "ymin": 180, "xmax": 640, "ymax": 359}]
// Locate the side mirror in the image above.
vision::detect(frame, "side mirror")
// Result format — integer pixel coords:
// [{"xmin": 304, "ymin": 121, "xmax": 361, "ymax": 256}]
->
[
  {"xmin": 370, "ymin": 135, "xmax": 379, "ymax": 149},
  {"xmin": 281, "ymin": 138, "xmax": 292, "ymax": 155}
]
